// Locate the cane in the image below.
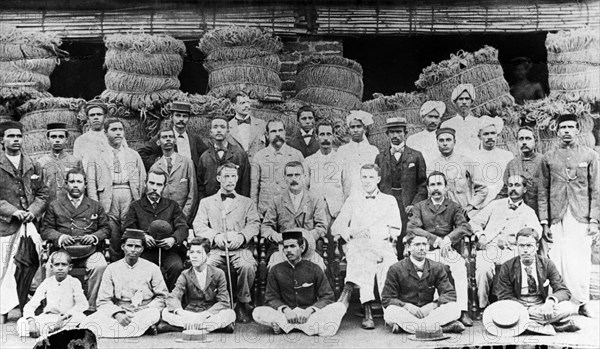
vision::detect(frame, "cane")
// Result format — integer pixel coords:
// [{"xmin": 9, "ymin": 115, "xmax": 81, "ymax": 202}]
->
[{"xmin": 222, "ymin": 216, "xmax": 235, "ymax": 311}]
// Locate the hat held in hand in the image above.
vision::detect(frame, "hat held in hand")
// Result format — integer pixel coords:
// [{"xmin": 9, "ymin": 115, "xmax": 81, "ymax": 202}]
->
[{"xmin": 148, "ymin": 220, "xmax": 173, "ymax": 240}]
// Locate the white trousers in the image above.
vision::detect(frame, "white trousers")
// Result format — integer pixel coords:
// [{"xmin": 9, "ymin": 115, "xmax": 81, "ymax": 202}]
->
[
  {"xmin": 0, "ymin": 223, "xmax": 42, "ymax": 315},
  {"xmin": 253, "ymin": 302, "xmax": 346, "ymax": 337},
  {"xmin": 17, "ymin": 312, "xmax": 87, "ymax": 337},
  {"xmin": 549, "ymin": 209, "xmax": 592, "ymax": 305},
  {"xmin": 383, "ymin": 302, "xmax": 461, "ymax": 334},
  {"xmin": 80, "ymin": 307, "xmax": 160, "ymax": 338},
  {"xmin": 345, "ymin": 239, "xmax": 397, "ymax": 304},
  {"xmin": 476, "ymin": 246, "xmax": 519, "ymax": 307},
  {"xmin": 161, "ymin": 308, "xmax": 235, "ymax": 331},
  {"xmin": 426, "ymin": 249, "xmax": 468, "ymax": 311}
]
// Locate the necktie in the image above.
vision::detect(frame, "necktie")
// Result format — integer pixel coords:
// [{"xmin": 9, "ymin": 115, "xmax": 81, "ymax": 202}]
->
[
  {"xmin": 236, "ymin": 117, "xmax": 251, "ymax": 125},
  {"xmin": 391, "ymin": 146, "xmax": 402, "ymax": 155},
  {"xmin": 112, "ymin": 148, "xmax": 121, "ymax": 173},
  {"xmin": 166, "ymin": 157, "xmax": 173, "ymax": 173},
  {"xmin": 71, "ymin": 199, "xmax": 79, "ymax": 209},
  {"xmin": 525, "ymin": 265, "xmax": 537, "ymax": 294},
  {"xmin": 509, "ymin": 203, "xmax": 519, "ymax": 210},
  {"xmin": 151, "ymin": 200, "xmax": 158, "ymax": 210},
  {"xmin": 221, "ymin": 193, "xmax": 235, "ymax": 201}
]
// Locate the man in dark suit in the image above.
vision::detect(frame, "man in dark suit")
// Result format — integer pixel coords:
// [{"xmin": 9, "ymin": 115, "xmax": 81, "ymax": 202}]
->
[
  {"xmin": 159, "ymin": 237, "xmax": 235, "ymax": 333},
  {"xmin": 375, "ymin": 117, "xmax": 427, "ymax": 255},
  {"xmin": 41, "ymin": 168, "xmax": 110, "ymax": 312},
  {"xmin": 138, "ymin": 102, "xmax": 208, "ymax": 171},
  {"xmin": 286, "ymin": 106, "xmax": 320, "ymax": 158},
  {"xmin": 0, "ymin": 121, "xmax": 48, "ymax": 323},
  {"xmin": 124, "ymin": 169, "xmax": 189, "ymax": 291},
  {"xmin": 381, "ymin": 234, "xmax": 464, "ymax": 334},
  {"xmin": 494, "ymin": 228, "xmax": 580, "ymax": 332}
]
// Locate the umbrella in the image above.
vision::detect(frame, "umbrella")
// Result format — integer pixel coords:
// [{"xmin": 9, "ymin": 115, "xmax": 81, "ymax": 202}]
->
[{"xmin": 14, "ymin": 226, "xmax": 39, "ymax": 311}]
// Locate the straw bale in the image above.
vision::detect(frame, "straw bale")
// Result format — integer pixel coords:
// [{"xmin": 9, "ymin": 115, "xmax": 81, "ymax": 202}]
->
[
  {"xmin": 104, "ymin": 70, "xmax": 180, "ymax": 92},
  {"xmin": 0, "ymin": 70, "xmax": 51, "ymax": 92},
  {"xmin": 0, "ymin": 58, "xmax": 58, "ymax": 76},
  {"xmin": 286, "ymin": 98, "xmax": 350, "ymax": 147},
  {"xmin": 118, "ymin": 117, "xmax": 150, "ymax": 151},
  {"xmin": 100, "ymin": 89, "xmax": 181, "ymax": 113},
  {"xmin": 17, "ymin": 97, "xmax": 85, "ymax": 116},
  {"xmin": 0, "ymin": 24, "xmax": 64, "ymax": 60},
  {"xmin": 104, "ymin": 34, "xmax": 186, "ymax": 55},
  {"xmin": 203, "ymin": 53, "xmax": 280, "ymax": 72},
  {"xmin": 207, "ymin": 64, "xmax": 281, "ymax": 93},
  {"xmin": 104, "ymin": 50, "xmax": 183, "ymax": 76},
  {"xmin": 250, "ymin": 101, "xmax": 298, "ymax": 137},
  {"xmin": 198, "ymin": 26, "xmax": 282, "ymax": 57},
  {"xmin": 205, "ymin": 46, "xmax": 278, "ymax": 62}
]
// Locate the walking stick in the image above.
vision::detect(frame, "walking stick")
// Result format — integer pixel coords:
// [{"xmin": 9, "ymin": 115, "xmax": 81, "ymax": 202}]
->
[{"xmin": 222, "ymin": 216, "xmax": 235, "ymax": 311}]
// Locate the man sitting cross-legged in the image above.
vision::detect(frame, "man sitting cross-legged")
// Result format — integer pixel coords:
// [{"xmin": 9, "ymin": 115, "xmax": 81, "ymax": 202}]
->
[
  {"xmin": 80, "ymin": 229, "xmax": 168, "ymax": 338},
  {"xmin": 382, "ymin": 234, "xmax": 464, "ymax": 334},
  {"xmin": 17, "ymin": 250, "xmax": 88, "ymax": 338},
  {"xmin": 159, "ymin": 237, "xmax": 236, "ymax": 333},
  {"xmin": 253, "ymin": 229, "xmax": 346, "ymax": 336}
]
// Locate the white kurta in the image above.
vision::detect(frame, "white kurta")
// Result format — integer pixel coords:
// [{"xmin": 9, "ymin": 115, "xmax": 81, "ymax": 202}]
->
[
  {"xmin": 440, "ymin": 114, "xmax": 482, "ymax": 157},
  {"xmin": 473, "ymin": 147, "xmax": 514, "ymax": 208},
  {"xmin": 406, "ymin": 129, "xmax": 439, "ymax": 166},
  {"xmin": 335, "ymin": 139, "xmax": 379, "ymax": 199},
  {"xmin": 73, "ymin": 130, "xmax": 129, "ymax": 169}
]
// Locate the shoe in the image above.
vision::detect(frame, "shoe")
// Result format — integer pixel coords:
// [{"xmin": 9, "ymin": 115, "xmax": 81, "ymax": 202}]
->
[
  {"xmin": 579, "ymin": 303, "xmax": 597, "ymax": 318},
  {"xmin": 442, "ymin": 320, "xmax": 465, "ymax": 334},
  {"xmin": 271, "ymin": 322, "xmax": 283, "ymax": 335},
  {"xmin": 553, "ymin": 319, "xmax": 581, "ymax": 333},
  {"xmin": 157, "ymin": 320, "xmax": 182, "ymax": 334},
  {"xmin": 84, "ymin": 309, "xmax": 95, "ymax": 316},
  {"xmin": 235, "ymin": 303, "xmax": 252, "ymax": 323},
  {"xmin": 144, "ymin": 325, "xmax": 158, "ymax": 336},
  {"xmin": 221, "ymin": 323, "xmax": 235, "ymax": 333},
  {"xmin": 337, "ymin": 284, "xmax": 353, "ymax": 309},
  {"xmin": 459, "ymin": 311, "xmax": 473, "ymax": 327},
  {"xmin": 361, "ymin": 302, "xmax": 375, "ymax": 330},
  {"xmin": 391, "ymin": 323, "xmax": 401, "ymax": 334}
]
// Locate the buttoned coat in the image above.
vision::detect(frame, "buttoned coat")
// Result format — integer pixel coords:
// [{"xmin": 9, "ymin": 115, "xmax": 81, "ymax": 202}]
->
[
  {"xmin": 166, "ymin": 265, "xmax": 230, "ymax": 314},
  {"xmin": 86, "ymin": 147, "xmax": 146, "ymax": 214},
  {"xmin": 494, "ymin": 255, "xmax": 571, "ymax": 303},
  {"xmin": 138, "ymin": 132, "xmax": 209, "ymax": 172},
  {"xmin": 382, "ymin": 258, "xmax": 457, "ymax": 309},
  {"xmin": 41, "ymin": 192, "xmax": 110, "ymax": 244},
  {"xmin": 0, "ymin": 153, "xmax": 48, "ymax": 236},
  {"xmin": 149, "ymin": 153, "xmax": 196, "ymax": 224},
  {"xmin": 407, "ymin": 198, "xmax": 472, "ymax": 249},
  {"xmin": 227, "ymin": 116, "xmax": 267, "ymax": 162},
  {"xmin": 36, "ymin": 152, "xmax": 83, "ymax": 203},
  {"xmin": 124, "ymin": 196, "xmax": 189, "ymax": 245},
  {"xmin": 195, "ymin": 142, "xmax": 250, "ymax": 202},
  {"xmin": 375, "ymin": 145, "xmax": 427, "ymax": 208},
  {"xmin": 286, "ymin": 129, "xmax": 319, "ymax": 158},
  {"xmin": 193, "ymin": 192, "xmax": 260, "ymax": 249}
]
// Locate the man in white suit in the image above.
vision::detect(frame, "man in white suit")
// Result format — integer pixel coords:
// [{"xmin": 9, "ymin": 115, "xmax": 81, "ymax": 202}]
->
[
  {"xmin": 193, "ymin": 162, "xmax": 260, "ymax": 323},
  {"xmin": 227, "ymin": 91, "xmax": 267, "ymax": 162}
]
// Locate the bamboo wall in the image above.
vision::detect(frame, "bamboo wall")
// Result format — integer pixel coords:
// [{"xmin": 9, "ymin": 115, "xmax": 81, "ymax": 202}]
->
[{"xmin": 0, "ymin": 1, "xmax": 598, "ymax": 40}]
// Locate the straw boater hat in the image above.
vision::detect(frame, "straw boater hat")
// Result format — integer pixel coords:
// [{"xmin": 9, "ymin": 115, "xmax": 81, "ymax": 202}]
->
[
  {"xmin": 46, "ymin": 122, "xmax": 69, "ymax": 137},
  {"xmin": 385, "ymin": 117, "xmax": 407, "ymax": 130},
  {"xmin": 169, "ymin": 101, "xmax": 192, "ymax": 114},
  {"xmin": 482, "ymin": 300, "xmax": 530, "ymax": 337}
]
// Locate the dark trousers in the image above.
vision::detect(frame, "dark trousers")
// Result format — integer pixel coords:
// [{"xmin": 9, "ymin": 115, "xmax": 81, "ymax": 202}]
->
[
  {"xmin": 141, "ymin": 248, "xmax": 184, "ymax": 291},
  {"xmin": 391, "ymin": 188, "xmax": 408, "ymax": 258}
]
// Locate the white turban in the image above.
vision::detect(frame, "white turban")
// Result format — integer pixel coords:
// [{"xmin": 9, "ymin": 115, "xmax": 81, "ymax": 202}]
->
[
  {"xmin": 478, "ymin": 115, "xmax": 504, "ymax": 134},
  {"xmin": 451, "ymin": 84, "xmax": 476, "ymax": 102},
  {"xmin": 346, "ymin": 110, "xmax": 374, "ymax": 127},
  {"xmin": 419, "ymin": 101, "xmax": 446, "ymax": 117}
]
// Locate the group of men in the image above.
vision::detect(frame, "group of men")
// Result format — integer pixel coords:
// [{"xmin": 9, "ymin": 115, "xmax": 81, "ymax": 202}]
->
[{"xmin": 0, "ymin": 83, "xmax": 597, "ymax": 339}]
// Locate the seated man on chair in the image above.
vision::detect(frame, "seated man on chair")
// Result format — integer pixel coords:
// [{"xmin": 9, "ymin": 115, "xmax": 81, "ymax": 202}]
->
[
  {"xmin": 493, "ymin": 228, "xmax": 580, "ymax": 333},
  {"xmin": 333, "ymin": 163, "xmax": 402, "ymax": 330},
  {"xmin": 407, "ymin": 171, "xmax": 473, "ymax": 326},
  {"xmin": 81, "ymin": 229, "xmax": 168, "ymax": 338},
  {"xmin": 253, "ymin": 229, "xmax": 346, "ymax": 336},
  {"xmin": 261, "ymin": 160, "xmax": 328, "ymax": 270},
  {"xmin": 159, "ymin": 237, "xmax": 236, "ymax": 333},
  {"xmin": 382, "ymin": 234, "xmax": 464, "ymax": 334},
  {"xmin": 41, "ymin": 168, "xmax": 110, "ymax": 313},
  {"xmin": 193, "ymin": 162, "xmax": 260, "ymax": 323}
]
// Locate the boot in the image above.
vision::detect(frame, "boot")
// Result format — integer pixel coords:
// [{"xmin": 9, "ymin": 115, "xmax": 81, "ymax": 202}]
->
[
  {"xmin": 236, "ymin": 302, "xmax": 253, "ymax": 323},
  {"xmin": 459, "ymin": 311, "xmax": 473, "ymax": 327},
  {"xmin": 362, "ymin": 302, "xmax": 375, "ymax": 330},
  {"xmin": 579, "ymin": 303, "xmax": 597, "ymax": 318},
  {"xmin": 337, "ymin": 283, "xmax": 353, "ymax": 309},
  {"xmin": 390, "ymin": 323, "xmax": 401, "ymax": 334},
  {"xmin": 553, "ymin": 319, "xmax": 581, "ymax": 333},
  {"xmin": 157, "ymin": 320, "xmax": 183, "ymax": 333},
  {"xmin": 442, "ymin": 320, "xmax": 465, "ymax": 333}
]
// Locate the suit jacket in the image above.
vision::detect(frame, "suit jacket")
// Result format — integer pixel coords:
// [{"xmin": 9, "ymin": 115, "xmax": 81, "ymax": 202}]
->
[
  {"xmin": 261, "ymin": 190, "xmax": 328, "ymax": 243},
  {"xmin": 375, "ymin": 146, "xmax": 427, "ymax": 207},
  {"xmin": 124, "ymin": 196, "xmax": 189, "ymax": 245},
  {"xmin": 0, "ymin": 153, "xmax": 48, "ymax": 236},
  {"xmin": 227, "ymin": 116, "xmax": 267, "ymax": 162},
  {"xmin": 41, "ymin": 193, "xmax": 110, "ymax": 245},
  {"xmin": 494, "ymin": 255, "xmax": 571, "ymax": 303},
  {"xmin": 86, "ymin": 146, "xmax": 146, "ymax": 214},
  {"xmin": 166, "ymin": 265, "xmax": 230, "ymax": 314},
  {"xmin": 382, "ymin": 258, "xmax": 457, "ymax": 308},
  {"xmin": 193, "ymin": 192, "xmax": 259, "ymax": 250},
  {"xmin": 138, "ymin": 132, "xmax": 209, "ymax": 172},
  {"xmin": 286, "ymin": 129, "xmax": 319, "ymax": 158},
  {"xmin": 195, "ymin": 142, "xmax": 251, "ymax": 202},
  {"xmin": 407, "ymin": 198, "xmax": 472, "ymax": 249},
  {"xmin": 149, "ymin": 153, "xmax": 196, "ymax": 223}
]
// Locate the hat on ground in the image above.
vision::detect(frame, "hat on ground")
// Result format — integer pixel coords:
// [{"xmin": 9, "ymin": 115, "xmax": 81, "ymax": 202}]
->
[
  {"xmin": 420, "ymin": 101, "xmax": 446, "ymax": 117},
  {"xmin": 0, "ymin": 120, "xmax": 23, "ymax": 137},
  {"xmin": 435, "ymin": 127, "xmax": 456, "ymax": 138},
  {"xmin": 122, "ymin": 228, "xmax": 146, "ymax": 242},
  {"xmin": 555, "ymin": 114, "xmax": 578, "ymax": 126},
  {"xmin": 478, "ymin": 115, "xmax": 504, "ymax": 134},
  {"xmin": 346, "ymin": 110, "xmax": 374, "ymax": 127},
  {"xmin": 385, "ymin": 117, "xmax": 407, "ymax": 130},
  {"xmin": 482, "ymin": 300, "xmax": 530, "ymax": 337},
  {"xmin": 169, "ymin": 102, "xmax": 192, "ymax": 114},
  {"xmin": 148, "ymin": 220, "xmax": 173, "ymax": 240},
  {"xmin": 451, "ymin": 83, "xmax": 475, "ymax": 102},
  {"xmin": 407, "ymin": 323, "xmax": 451, "ymax": 341}
]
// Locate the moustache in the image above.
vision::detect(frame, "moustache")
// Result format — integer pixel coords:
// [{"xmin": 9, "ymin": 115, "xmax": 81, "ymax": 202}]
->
[
  {"xmin": 520, "ymin": 144, "xmax": 531, "ymax": 149},
  {"xmin": 290, "ymin": 181, "xmax": 299, "ymax": 186},
  {"xmin": 321, "ymin": 140, "xmax": 331, "ymax": 145},
  {"xmin": 431, "ymin": 190, "xmax": 442, "ymax": 195},
  {"xmin": 272, "ymin": 135, "xmax": 285, "ymax": 143},
  {"xmin": 509, "ymin": 190, "xmax": 517, "ymax": 195}
]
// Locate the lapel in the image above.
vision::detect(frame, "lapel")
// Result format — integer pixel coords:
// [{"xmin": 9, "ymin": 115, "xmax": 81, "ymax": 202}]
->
[
  {"xmin": 282, "ymin": 191, "xmax": 297, "ymax": 215},
  {"xmin": 155, "ymin": 157, "xmax": 168, "ymax": 173},
  {"xmin": 0, "ymin": 154, "xmax": 17, "ymax": 178},
  {"xmin": 225, "ymin": 194, "xmax": 240, "ymax": 216},
  {"xmin": 188, "ymin": 134, "xmax": 197, "ymax": 158},
  {"xmin": 248, "ymin": 117, "xmax": 264, "ymax": 145},
  {"xmin": 205, "ymin": 265, "xmax": 217, "ymax": 291},
  {"xmin": 513, "ymin": 258, "xmax": 523, "ymax": 295},
  {"xmin": 427, "ymin": 198, "xmax": 448, "ymax": 215},
  {"xmin": 187, "ymin": 268, "xmax": 203, "ymax": 291},
  {"xmin": 210, "ymin": 194, "xmax": 225, "ymax": 218},
  {"xmin": 21, "ymin": 154, "xmax": 34, "ymax": 175},
  {"xmin": 58, "ymin": 193, "xmax": 77, "ymax": 214},
  {"xmin": 73, "ymin": 196, "xmax": 92, "ymax": 216},
  {"xmin": 406, "ymin": 259, "xmax": 421, "ymax": 280},
  {"xmin": 535, "ymin": 255, "xmax": 545, "ymax": 288},
  {"xmin": 170, "ymin": 154, "xmax": 182, "ymax": 174},
  {"xmin": 400, "ymin": 147, "xmax": 412, "ymax": 164}
]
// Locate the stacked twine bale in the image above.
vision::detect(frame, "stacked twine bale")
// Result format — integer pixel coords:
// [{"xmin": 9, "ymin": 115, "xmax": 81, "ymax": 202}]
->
[
  {"xmin": 361, "ymin": 92, "xmax": 427, "ymax": 150},
  {"xmin": 16, "ymin": 97, "xmax": 85, "ymax": 160},
  {"xmin": 198, "ymin": 26, "xmax": 283, "ymax": 100},
  {"xmin": 0, "ymin": 25, "xmax": 63, "ymax": 123},
  {"xmin": 546, "ymin": 26, "xmax": 600, "ymax": 104},
  {"xmin": 293, "ymin": 54, "xmax": 365, "ymax": 146},
  {"xmin": 415, "ymin": 46, "xmax": 514, "ymax": 119}
]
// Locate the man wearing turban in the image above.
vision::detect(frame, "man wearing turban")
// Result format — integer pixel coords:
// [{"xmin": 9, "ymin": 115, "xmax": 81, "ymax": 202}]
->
[
  {"xmin": 440, "ymin": 84, "xmax": 481, "ymax": 156},
  {"xmin": 406, "ymin": 101, "xmax": 446, "ymax": 165}
]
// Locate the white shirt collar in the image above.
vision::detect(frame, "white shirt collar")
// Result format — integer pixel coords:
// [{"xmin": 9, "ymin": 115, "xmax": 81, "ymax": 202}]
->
[
  {"xmin": 174, "ymin": 129, "xmax": 188, "ymax": 138},
  {"xmin": 301, "ymin": 129, "xmax": 313, "ymax": 136},
  {"xmin": 431, "ymin": 197, "xmax": 444, "ymax": 206},
  {"xmin": 410, "ymin": 256, "xmax": 425, "ymax": 269}
]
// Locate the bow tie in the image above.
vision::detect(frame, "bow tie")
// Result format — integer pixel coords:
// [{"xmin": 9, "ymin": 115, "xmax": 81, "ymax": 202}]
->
[
  {"xmin": 236, "ymin": 117, "xmax": 251, "ymax": 125},
  {"xmin": 302, "ymin": 133, "xmax": 312, "ymax": 139},
  {"xmin": 365, "ymin": 195, "xmax": 376, "ymax": 199},
  {"xmin": 391, "ymin": 147, "xmax": 403, "ymax": 155},
  {"xmin": 414, "ymin": 266, "xmax": 424, "ymax": 272},
  {"xmin": 221, "ymin": 193, "xmax": 235, "ymax": 201},
  {"xmin": 509, "ymin": 203, "xmax": 519, "ymax": 210}
]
